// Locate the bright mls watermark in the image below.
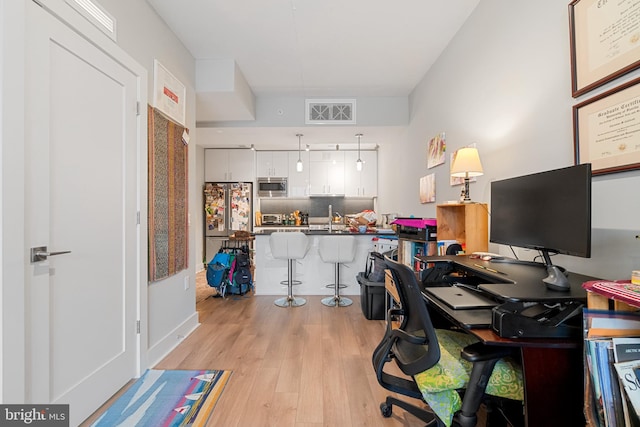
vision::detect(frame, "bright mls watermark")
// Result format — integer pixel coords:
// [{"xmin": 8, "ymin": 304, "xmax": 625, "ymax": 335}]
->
[{"xmin": 0, "ymin": 405, "xmax": 69, "ymax": 426}]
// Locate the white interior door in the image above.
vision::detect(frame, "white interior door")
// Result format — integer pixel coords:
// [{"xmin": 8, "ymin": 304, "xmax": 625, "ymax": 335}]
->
[{"xmin": 25, "ymin": 3, "xmax": 139, "ymax": 425}]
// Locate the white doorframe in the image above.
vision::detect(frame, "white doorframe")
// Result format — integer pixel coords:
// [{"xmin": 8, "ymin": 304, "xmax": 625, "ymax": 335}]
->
[{"xmin": 2, "ymin": 0, "xmax": 28, "ymax": 404}]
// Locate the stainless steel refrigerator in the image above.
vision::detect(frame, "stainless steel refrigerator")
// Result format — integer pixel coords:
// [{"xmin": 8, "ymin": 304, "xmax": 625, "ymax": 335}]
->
[{"xmin": 204, "ymin": 182, "xmax": 253, "ymax": 263}]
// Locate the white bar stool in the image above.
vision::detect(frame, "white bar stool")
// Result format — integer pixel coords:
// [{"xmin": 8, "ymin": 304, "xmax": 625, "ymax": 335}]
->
[
  {"xmin": 269, "ymin": 231, "xmax": 309, "ymax": 307},
  {"xmin": 318, "ymin": 236, "xmax": 356, "ymax": 307}
]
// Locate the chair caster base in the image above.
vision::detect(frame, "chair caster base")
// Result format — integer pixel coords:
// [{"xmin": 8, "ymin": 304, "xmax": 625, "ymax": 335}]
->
[
  {"xmin": 325, "ymin": 283, "xmax": 347, "ymax": 289},
  {"xmin": 321, "ymin": 296, "xmax": 353, "ymax": 307},
  {"xmin": 274, "ymin": 296, "xmax": 306, "ymax": 307}
]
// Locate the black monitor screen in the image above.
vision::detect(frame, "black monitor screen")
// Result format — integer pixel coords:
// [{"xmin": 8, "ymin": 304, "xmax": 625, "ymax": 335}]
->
[{"xmin": 490, "ymin": 163, "xmax": 592, "ymax": 259}]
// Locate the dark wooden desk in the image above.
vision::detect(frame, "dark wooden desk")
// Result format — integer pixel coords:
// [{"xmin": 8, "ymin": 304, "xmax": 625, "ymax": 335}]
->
[
  {"xmin": 421, "ymin": 291, "xmax": 583, "ymax": 427},
  {"xmin": 406, "ymin": 256, "xmax": 597, "ymax": 427},
  {"xmin": 467, "ymin": 325, "xmax": 583, "ymax": 427}
]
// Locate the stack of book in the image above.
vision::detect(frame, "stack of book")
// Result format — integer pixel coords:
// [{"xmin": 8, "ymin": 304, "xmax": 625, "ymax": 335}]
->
[{"xmin": 584, "ymin": 309, "xmax": 640, "ymax": 427}]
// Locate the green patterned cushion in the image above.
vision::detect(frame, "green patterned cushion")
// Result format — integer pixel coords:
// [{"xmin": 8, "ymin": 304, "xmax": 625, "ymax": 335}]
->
[{"xmin": 413, "ymin": 329, "xmax": 524, "ymax": 427}]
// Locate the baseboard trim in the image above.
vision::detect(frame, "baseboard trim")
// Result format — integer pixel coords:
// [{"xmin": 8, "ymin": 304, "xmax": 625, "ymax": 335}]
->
[{"xmin": 146, "ymin": 312, "xmax": 200, "ymax": 367}]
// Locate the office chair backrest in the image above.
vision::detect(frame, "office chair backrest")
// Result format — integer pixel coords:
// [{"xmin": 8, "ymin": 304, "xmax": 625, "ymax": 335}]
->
[{"xmin": 383, "ymin": 256, "xmax": 440, "ymax": 376}]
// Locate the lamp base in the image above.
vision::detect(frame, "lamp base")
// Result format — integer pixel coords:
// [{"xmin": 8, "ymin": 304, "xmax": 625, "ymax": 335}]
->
[{"xmin": 460, "ymin": 178, "xmax": 472, "ymax": 203}]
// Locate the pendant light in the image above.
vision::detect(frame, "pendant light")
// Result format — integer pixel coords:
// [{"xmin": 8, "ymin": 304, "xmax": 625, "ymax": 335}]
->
[
  {"xmin": 355, "ymin": 133, "xmax": 363, "ymax": 171},
  {"xmin": 296, "ymin": 133, "xmax": 303, "ymax": 172}
]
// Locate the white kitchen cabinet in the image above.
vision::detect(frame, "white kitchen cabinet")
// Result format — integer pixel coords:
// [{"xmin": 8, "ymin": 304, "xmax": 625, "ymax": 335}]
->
[
  {"xmin": 344, "ymin": 150, "xmax": 378, "ymax": 197},
  {"xmin": 309, "ymin": 151, "xmax": 345, "ymax": 195},
  {"xmin": 288, "ymin": 150, "xmax": 310, "ymax": 197},
  {"xmin": 256, "ymin": 151, "xmax": 289, "ymax": 177},
  {"xmin": 204, "ymin": 149, "xmax": 255, "ymax": 182}
]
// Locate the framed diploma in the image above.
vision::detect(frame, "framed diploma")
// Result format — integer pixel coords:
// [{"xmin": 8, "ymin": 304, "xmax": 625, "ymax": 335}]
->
[
  {"xmin": 569, "ymin": 0, "xmax": 640, "ymax": 97},
  {"xmin": 573, "ymin": 76, "xmax": 640, "ymax": 175}
]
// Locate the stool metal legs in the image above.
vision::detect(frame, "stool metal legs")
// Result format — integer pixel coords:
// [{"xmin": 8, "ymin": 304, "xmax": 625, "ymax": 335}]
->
[
  {"xmin": 280, "ymin": 260, "xmax": 301, "ymax": 286},
  {"xmin": 322, "ymin": 263, "xmax": 352, "ymax": 307},
  {"xmin": 275, "ymin": 259, "xmax": 306, "ymax": 307}
]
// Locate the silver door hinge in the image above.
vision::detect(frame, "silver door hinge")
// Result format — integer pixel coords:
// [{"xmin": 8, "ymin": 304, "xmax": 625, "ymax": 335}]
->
[
  {"xmin": 136, "ymin": 102, "xmax": 140, "ymax": 116},
  {"xmin": 136, "ymin": 211, "xmax": 140, "ymax": 225},
  {"xmin": 136, "ymin": 320, "xmax": 141, "ymax": 334}
]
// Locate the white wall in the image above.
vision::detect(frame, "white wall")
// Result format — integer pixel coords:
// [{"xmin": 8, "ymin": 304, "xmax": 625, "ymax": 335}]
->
[
  {"xmin": 376, "ymin": 0, "xmax": 640, "ymax": 280},
  {"xmin": 88, "ymin": 0, "xmax": 200, "ymax": 364}
]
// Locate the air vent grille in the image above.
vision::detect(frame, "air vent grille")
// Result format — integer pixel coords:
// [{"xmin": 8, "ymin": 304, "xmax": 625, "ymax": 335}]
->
[
  {"xmin": 65, "ymin": 0, "xmax": 116, "ymax": 40},
  {"xmin": 305, "ymin": 99, "xmax": 356, "ymax": 124}
]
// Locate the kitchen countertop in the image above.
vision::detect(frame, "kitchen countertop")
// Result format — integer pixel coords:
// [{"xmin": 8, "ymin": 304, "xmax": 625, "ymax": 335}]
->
[
  {"xmin": 253, "ymin": 227, "xmax": 396, "ymax": 297},
  {"xmin": 253, "ymin": 227, "xmax": 397, "ymax": 236}
]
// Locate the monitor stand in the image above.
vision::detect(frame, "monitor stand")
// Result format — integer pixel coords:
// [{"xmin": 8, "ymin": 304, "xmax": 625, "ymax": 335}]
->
[{"xmin": 541, "ymin": 249, "xmax": 570, "ymax": 291}]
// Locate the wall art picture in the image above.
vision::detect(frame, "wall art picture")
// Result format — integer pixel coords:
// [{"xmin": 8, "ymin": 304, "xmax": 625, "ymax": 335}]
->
[
  {"xmin": 420, "ymin": 174, "xmax": 436, "ymax": 204},
  {"xmin": 427, "ymin": 132, "xmax": 446, "ymax": 168},
  {"xmin": 153, "ymin": 60, "xmax": 186, "ymax": 126}
]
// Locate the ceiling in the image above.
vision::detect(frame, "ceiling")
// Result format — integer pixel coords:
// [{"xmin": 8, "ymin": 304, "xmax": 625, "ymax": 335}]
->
[{"xmin": 146, "ymin": 0, "xmax": 480, "ymax": 149}]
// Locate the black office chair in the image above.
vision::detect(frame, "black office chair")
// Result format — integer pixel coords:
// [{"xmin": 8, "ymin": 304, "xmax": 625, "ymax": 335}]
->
[{"xmin": 372, "ymin": 256, "xmax": 523, "ymax": 427}]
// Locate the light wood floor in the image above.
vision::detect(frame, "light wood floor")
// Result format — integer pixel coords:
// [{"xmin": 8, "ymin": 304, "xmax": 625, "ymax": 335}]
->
[{"xmin": 82, "ymin": 271, "xmax": 432, "ymax": 426}]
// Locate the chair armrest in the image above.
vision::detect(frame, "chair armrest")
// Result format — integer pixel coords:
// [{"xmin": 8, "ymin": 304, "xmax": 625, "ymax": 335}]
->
[
  {"xmin": 460, "ymin": 342, "xmax": 512, "ymax": 363},
  {"xmin": 390, "ymin": 328, "xmax": 428, "ymax": 345}
]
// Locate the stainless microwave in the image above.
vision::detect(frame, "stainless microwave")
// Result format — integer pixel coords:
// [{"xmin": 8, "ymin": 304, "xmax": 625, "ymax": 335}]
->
[{"xmin": 257, "ymin": 177, "xmax": 287, "ymax": 197}]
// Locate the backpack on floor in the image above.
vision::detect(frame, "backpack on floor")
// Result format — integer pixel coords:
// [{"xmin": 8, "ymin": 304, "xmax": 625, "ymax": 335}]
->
[
  {"xmin": 226, "ymin": 251, "xmax": 253, "ymax": 296},
  {"xmin": 206, "ymin": 251, "xmax": 232, "ymax": 295},
  {"xmin": 235, "ymin": 251, "xmax": 251, "ymax": 268}
]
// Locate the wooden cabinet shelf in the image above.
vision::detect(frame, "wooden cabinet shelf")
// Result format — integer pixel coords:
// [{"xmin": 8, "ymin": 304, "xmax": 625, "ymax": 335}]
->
[{"xmin": 436, "ymin": 203, "xmax": 488, "ymax": 254}]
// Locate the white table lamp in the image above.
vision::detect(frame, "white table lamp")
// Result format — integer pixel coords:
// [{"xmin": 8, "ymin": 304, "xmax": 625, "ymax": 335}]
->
[{"xmin": 451, "ymin": 147, "xmax": 483, "ymax": 203}]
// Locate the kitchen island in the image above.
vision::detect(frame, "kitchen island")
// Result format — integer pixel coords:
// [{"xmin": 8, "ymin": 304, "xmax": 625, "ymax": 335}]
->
[{"xmin": 253, "ymin": 229, "xmax": 396, "ymax": 296}]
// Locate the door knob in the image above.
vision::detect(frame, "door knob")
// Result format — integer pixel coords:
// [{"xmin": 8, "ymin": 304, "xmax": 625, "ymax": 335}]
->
[{"xmin": 30, "ymin": 246, "xmax": 72, "ymax": 263}]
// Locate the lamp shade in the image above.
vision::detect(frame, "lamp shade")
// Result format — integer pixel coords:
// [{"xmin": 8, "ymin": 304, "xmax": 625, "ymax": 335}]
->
[{"xmin": 450, "ymin": 147, "xmax": 483, "ymax": 178}]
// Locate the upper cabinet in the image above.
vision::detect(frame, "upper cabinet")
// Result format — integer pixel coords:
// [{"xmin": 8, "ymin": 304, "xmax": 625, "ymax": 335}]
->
[
  {"xmin": 204, "ymin": 149, "xmax": 255, "ymax": 182},
  {"xmin": 256, "ymin": 151, "xmax": 289, "ymax": 177},
  {"xmin": 344, "ymin": 151, "xmax": 378, "ymax": 197},
  {"xmin": 203, "ymin": 148, "xmax": 377, "ymax": 197},
  {"xmin": 309, "ymin": 151, "xmax": 345, "ymax": 195}
]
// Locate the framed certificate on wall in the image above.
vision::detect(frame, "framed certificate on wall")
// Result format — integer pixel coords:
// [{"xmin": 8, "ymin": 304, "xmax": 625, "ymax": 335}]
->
[
  {"xmin": 573, "ymin": 76, "xmax": 640, "ymax": 175},
  {"xmin": 569, "ymin": 0, "xmax": 640, "ymax": 97}
]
